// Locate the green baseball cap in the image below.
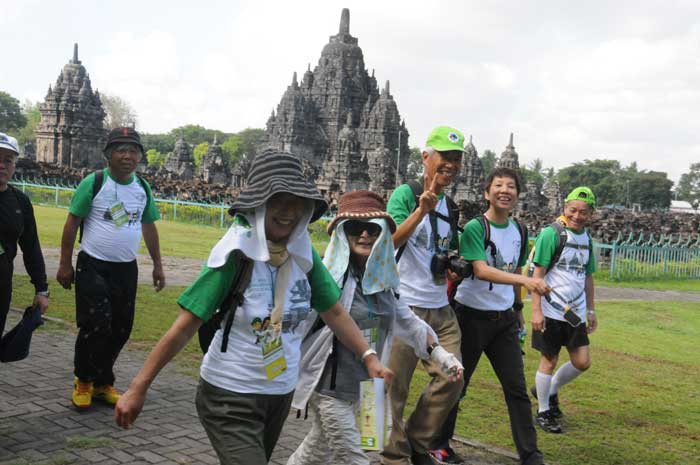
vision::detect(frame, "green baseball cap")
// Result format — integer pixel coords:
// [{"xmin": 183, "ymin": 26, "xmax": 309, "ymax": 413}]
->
[
  {"xmin": 425, "ymin": 126, "xmax": 466, "ymax": 152},
  {"xmin": 566, "ymin": 186, "xmax": 596, "ymax": 209}
]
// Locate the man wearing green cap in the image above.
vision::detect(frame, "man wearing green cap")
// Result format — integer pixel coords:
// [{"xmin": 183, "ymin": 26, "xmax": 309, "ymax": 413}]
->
[
  {"xmin": 530, "ymin": 186, "xmax": 598, "ymax": 434},
  {"xmin": 381, "ymin": 126, "xmax": 465, "ymax": 465}
]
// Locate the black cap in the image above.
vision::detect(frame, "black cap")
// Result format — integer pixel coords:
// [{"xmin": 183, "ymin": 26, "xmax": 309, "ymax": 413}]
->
[{"xmin": 104, "ymin": 127, "xmax": 144, "ymax": 153}]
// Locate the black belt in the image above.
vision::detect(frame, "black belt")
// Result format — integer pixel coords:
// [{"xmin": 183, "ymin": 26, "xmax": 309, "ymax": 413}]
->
[{"xmin": 455, "ymin": 303, "xmax": 513, "ymax": 321}]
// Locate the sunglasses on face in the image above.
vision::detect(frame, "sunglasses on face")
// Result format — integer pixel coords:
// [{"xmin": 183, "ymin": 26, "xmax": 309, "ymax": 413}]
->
[{"xmin": 344, "ymin": 220, "xmax": 381, "ymax": 237}]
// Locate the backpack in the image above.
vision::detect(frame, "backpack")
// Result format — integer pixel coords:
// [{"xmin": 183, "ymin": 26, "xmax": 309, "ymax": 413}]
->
[
  {"xmin": 78, "ymin": 169, "xmax": 149, "ymax": 243},
  {"xmin": 395, "ymin": 180, "xmax": 461, "ymax": 263},
  {"xmin": 526, "ymin": 221, "xmax": 591, "ymax": 277},
  {"xmin": 447, "ymin": 215, "xmax": 527, "ymax": 305},
  {"xmin": 198, "ymin": 251, "xmax": 255, "ymax": 353}
]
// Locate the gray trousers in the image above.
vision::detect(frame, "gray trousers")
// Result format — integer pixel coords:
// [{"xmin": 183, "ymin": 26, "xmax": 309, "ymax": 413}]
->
[{"xmin": 195, "ymin": 378, "xmax": 294, "ymax": 465}]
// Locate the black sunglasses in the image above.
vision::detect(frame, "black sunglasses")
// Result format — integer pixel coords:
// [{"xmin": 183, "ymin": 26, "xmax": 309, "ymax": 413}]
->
[{"xmin": 344, "ymin": 220, "xmax": 381, "ymax": 237}]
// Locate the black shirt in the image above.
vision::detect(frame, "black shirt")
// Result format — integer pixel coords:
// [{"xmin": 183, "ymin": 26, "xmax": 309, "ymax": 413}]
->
[{"xmin": 0, "ymin": 186, "xmax": 48, "ymax": 293}]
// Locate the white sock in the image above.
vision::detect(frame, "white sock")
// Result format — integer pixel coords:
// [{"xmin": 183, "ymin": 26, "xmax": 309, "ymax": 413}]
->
[
  {"xmin": 550, "ymin": 361, "xmax": 583, "ymax": 395},
  {"xmin": 535, "ymin": 371, "xmax": 552, "ymax": 413}
]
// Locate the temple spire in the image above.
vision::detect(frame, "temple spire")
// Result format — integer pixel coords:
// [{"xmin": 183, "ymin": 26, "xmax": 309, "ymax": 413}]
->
[
  {"xmin": 339, "ymin": 8, "xmax": 350, "ymax": 35},
  {"xmin": 508, "ymin": 132, "xmax": 514, "ymax": 148},
  {"xmin": 384, "ymin": 80, "xmax": 390, "ymax": 95},
  {"xmin": 72, "ymin": 43, "xmax": 80, "ymax": 64},
  {"xmin": 292, "ymin": 71, "xmax": 298, "ymax": 87}
]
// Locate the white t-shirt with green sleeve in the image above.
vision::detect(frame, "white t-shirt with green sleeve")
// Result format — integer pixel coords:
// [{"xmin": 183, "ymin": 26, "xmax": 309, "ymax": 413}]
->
[
  {"xmin": 69, "ymin": 169, "xmax": 159, "ymax": 262},
  {"xmin": 454, "ymin": 218, "xmax": 527, "ymax": 311},
  {"xmin": 533, "ymin": 226, "xmax": 595, "ymax": 323},
  {"xmin": 387, "ymin": 184, "xmax": 457, "ymax": 309},
  {"xmin": 177, "ymin": 247, "xmax": 341, "ymax": 395}
]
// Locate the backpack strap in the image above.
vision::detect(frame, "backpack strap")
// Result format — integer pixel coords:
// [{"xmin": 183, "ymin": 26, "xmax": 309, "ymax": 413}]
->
[
  {"xmin": 219, "ymin": 253, "xmax": 255, "ymax": 352},
  {"xmin": 511, "ymin": 217, "xmax": 528, "ymax": 267},
  {"xmin": 395, "ymin": 181, "xmax": 424, "ymax": 263},
  {"xmin": 78, "ymin": 170, "xmax": 104, "ymax": 244},
  {"xmin": 476, "ymin": 215, "xmax": 496, "ymax": 290},
  {"xmin": 547, "ymin": 221, "xmax": 569, "ymax": 273}
]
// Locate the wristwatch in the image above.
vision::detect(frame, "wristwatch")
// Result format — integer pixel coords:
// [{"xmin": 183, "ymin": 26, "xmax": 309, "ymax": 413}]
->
[
  {"xmin": 427, "ymin": 342, "xmax": 440, "ymax": 355},
  {"xmin": 512, "ymin": 301, "xmax": 524, "ymax": 312},
  {"xmin": 36, "ymin": 290, "xmax": 50, "ymax": 298},
  {"xmin": 361, "ymin": 348, "xmax": 377, "ymax": 362}
]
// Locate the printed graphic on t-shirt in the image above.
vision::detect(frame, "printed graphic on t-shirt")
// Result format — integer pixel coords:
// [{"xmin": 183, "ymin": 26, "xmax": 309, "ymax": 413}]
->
[
  {"xmin": 284, "ymin": 278, "xmax": 312, "ymax": 332},
  {"xmin": 490, "ymin": 237, "xmax": 520, "ymax": 273},
  {"xmin": 415, "ymin": 224, "xmax": 430, "ymax": 250},
  {"xmin": 555, "ymin": 251, "xmax": 587, "ymax": 276}
]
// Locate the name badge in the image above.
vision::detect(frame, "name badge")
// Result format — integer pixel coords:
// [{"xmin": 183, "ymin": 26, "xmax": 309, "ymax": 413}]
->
[
  {"xmin": 261, "ymin": 331, "xmax": 287, "ymax": 380},
  {"xmin": 110, "ymin": 201, "xmax": 129, "ymax": 227}
]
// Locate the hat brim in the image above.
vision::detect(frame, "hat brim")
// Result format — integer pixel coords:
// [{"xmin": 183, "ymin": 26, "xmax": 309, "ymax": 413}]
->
[
  {"xmin": 0, "ymin": 145, "xmax": 19, "ymax": 157},
  {"xmin": 327, "ymin": 212, "xmax": 397, "ymax": 235},
  {"xmin": 229, "ymin": 178, "xmax": 328, "ymax": 222},
  {"xmin": 431, "ymin": 144, "xmax": 465, "ymax": 153},
  {"xmin": 103, "ymin": 139, "xmax": 145, "ymax": 154}
]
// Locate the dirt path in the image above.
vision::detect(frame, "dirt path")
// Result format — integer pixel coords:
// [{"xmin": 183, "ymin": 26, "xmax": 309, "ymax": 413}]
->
[{"xmin": 15, "ymin": 247, "xmax": 700, "ymax": 301}]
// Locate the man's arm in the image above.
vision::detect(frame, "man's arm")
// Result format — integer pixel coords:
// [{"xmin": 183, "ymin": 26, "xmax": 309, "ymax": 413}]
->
[
  {"xmin": 472, "ymin": 260, "xmax": 550, "ymax": 295},
  {"xmin": 530, "ymin": 266, "xmax": 547, "ymax": 332},
  {"xmin": 585, "ymin": 274, "xmax": 597, "ymax": 334},
  {"xmin": 320, "ymin": 302, "xmax": 393, "ymax": 382},
  {"xmin": 115, "ymin": 308, "xmax": 201, "ymax": 428},
  {"xmin": 17, "ymin": 197, "xmax": 49, "ymax": 312},
  {"xmin": 142, "ymin": 222, "xmax": 165, "ymax": 291},
  {"xmin": 391, "ymin": 176, "xmax": 439, "ymax": 248},
  {"xmin": 56, "ymin": 214, "xmax": 82, "ymax": 290}
]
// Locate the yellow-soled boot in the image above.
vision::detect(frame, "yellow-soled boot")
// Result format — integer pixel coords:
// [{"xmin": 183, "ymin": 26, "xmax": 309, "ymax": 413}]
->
[
  {"xmin": 93, "ymin": 384, "xmax": 121, "ymax": 406},
  {"xmin": 72, "ymin": 378, "xmax": 93, "ymax": 409}
]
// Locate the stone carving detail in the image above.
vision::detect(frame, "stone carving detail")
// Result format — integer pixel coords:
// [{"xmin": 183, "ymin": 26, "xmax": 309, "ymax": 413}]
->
[
  {"xmin": 35, "ymin": 44, "xmax": 107, "ymax": 169},
  {"xmin": 265, "ymin": 8, "xmax": 409, "ymax": 198},
  {"xmin": 450, "ymin": 135, "xmax": 484, "ymax": 203}
]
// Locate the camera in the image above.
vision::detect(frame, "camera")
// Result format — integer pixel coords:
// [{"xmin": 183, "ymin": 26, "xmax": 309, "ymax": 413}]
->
[{"xmin": 430, "ymin": 251, "xmax": 473, "ymax": 278}]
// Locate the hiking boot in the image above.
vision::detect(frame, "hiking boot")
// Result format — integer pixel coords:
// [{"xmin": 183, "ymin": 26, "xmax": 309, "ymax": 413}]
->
[
  {"xmin": 535, "ymin": 410, "xmax": 563, "ymax": 434},
  {"xmin": 428, "ymin": 446, "xmax": 465, "ymax": 464},
  {"xmin": 93, "ymin": 384, "xmax": 121, "ymax": 406},
  {"xmin": 72, "ymin": 378, "xmax": 93, "ymax": 409},
  {"xmin": 530, "ymin": 385, "xmax": 564, "ymax": 418}
]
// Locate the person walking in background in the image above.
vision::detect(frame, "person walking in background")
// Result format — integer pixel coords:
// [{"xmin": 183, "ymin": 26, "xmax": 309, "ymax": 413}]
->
[{"xmin": 56, "ymin": 127, "xmax": 165, "ymax": 410}]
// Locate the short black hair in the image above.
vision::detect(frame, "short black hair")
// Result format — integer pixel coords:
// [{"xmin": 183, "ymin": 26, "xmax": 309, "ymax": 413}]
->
[{"xmin": 483, "ymin": 167, "xmax": 522, "ymax": 194}]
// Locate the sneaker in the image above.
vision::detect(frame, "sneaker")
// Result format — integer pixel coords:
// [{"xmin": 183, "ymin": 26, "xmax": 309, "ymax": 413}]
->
[
  {"xmin": 411, "ymin": 452, "xmax": 436, "ymax": 465},
  {"xmin": 535, "ymin": 410, "xmax": 563, "ymax": 434},
  {"xmin": 530, "ymin": 386, "xmax": 564, "ymax": 418},
  {"xmin": 72, "ymin": 378, "xmax": 93, "ymax": 409},
  {"xmin": 93, "ymin": 384, "xmax": 121, "ymax": 405},
  {"xmin": 427, "ymin": 447, "xmax": 465, "ymax": 464}
]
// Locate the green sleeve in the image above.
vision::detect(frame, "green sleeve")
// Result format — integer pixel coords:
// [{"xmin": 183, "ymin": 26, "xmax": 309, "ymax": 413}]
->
[
  {"xmin": 139, "ymin": 178, "xmax": 160, "ymax": 223},
  {"xmin": 68, "ymin": 173, "xmax": 97, "ymax": 218},
  {"xmin": 518, "ymin": 227, "xmax": 530, "ymax": 267},
  {"xmin": 387, "ymin": 184, "xmax": 416, "ymax": 226},
  {"xmin": 309, "ymin": 248, "xmax": 341, "ymax": 312},
  {"xmin": 586, "ymin": 236, "xmax": 597, "ymax": 275},
  {"xmin": 177, "ymin": 259, "xmax": 237, "ymax": 322},
  {"xmin": 459, "ymin": 219, "xmax": 487, "ymax": 261},
  {"xmin": 533, "ymin": 226, "xmax": 558, "ymax": 268}
]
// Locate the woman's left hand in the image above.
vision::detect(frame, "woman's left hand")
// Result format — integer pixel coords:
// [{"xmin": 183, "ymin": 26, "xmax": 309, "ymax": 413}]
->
[{"xmin": 364, "ymin": 354, "xmax": 394, "ymax": 385}]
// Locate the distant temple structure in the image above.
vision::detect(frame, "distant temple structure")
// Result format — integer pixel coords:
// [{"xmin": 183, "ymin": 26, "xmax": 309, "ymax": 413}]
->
[
  {"xmin": 35, "ymin": 44, "xmax": 107, "ymax": 168},
  {"xmin": 198, "ymin": 135, "xmax": 230, "ymax": 185},
  {"xmin": 449, "ymin": 135, "xmax": 484, "ymax": 203},
  {"xmin": 164, "ymin": 130, "xmax": 195, "ymax": 180},
  {"xmin": 265, "ymin": 8, "xmax": 409, "ymax": 198}
]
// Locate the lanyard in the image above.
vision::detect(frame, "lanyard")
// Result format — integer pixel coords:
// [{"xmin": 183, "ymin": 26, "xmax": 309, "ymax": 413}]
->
[{"xmin": 266, "ymin": 264, "xmax": 278, "ymax": 307}]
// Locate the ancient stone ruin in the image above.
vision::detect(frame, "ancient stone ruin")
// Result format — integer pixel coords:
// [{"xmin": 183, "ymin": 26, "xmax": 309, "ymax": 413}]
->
[
  {"xmin": 265, "ymin": 8, "xmax": 409, "ymax": 199},
  {"xmin": 198, "ymin": 136, "xmax": 230, "ymax": 185},
  {"xmin": 35, "ymin": 44, "xmax": 107, "ymax": 169},
  {"xmin": 163, "ymin": 130, "xmax": 195, "ymax": 180}
]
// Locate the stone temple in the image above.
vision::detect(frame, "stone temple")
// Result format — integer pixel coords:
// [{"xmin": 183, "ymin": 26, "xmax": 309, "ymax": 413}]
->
[
  {"xmin": 265, "ymin": 8, "xmax": 409, "ymax": 199},
  {"xmin": 35, "ymin": 44, "xmax": 107, "ymax": 168}
]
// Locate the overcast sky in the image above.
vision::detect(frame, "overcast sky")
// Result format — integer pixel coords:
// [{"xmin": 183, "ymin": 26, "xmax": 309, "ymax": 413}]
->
[{"xmin": 2, "ymin": 0, "xmax": 698, "ymax": 182}]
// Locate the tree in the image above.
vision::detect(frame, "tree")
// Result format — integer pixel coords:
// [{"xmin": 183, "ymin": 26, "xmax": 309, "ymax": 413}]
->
[
  {"xmin": 405, "ymin": 147, "xmax": 423, "ymax": 181},
  {"xmin": 101, "ymin": 93, "xmax": 138, "ymax": 129},
  {"xmin": 0, "ymin": 91, "xmax": 27, "ymax": 131},
  {"xmin": 677, "ymin": 163, "xmax": 700, "ymax": 209},
  {"xmin": 480, "ymin": 149, "xmax": 497, "ymax": 175},
  {"xmin": 521, "ymin": 158, "xmax": 545, "ymax": 185},
  {"xmin": 146, "ymin": 149, "xmax": 167, "ymax": 168},
  {"xmin": 170, "ymin": 125, "xmax": 228, "ymax": 147},
  {"xmin": 11, "ymin": 100, "xmax": 41, "ymax": 148},
  {"xmin": 236, "ymin": 128, "xmax": 267, "ymax": 158},
  {"xmin": 629, "ymin": 171, "xmax": 673, "ymax": 209},
  {"xmin": 221, "ymin": 135, "xmax": 242, "ymax": 166},
  {"xmin": 556, "ymin": 159, "xmax": 625, "ymax": 207},
  {"xmin": 193, "ymin": 142, "xmax": 209, "ymax": 168}
]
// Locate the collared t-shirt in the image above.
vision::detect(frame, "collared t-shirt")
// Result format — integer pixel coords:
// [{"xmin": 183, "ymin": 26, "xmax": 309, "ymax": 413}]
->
[
  {"xmin": 69, "ymin": 169, "xmax": 159, "ymax": 262},
  {"xmin": 387, "ymin": 184, "xmax": 457, "ymax": 309},
  {"xmin": 533, "ymin": 226, "xmax": 595, "ymax": 323},
  {"xmin": 454, "ymin": 217, "xmax": 528, "ymax": 311},
  {"xmin": 178, "ymin": 247, "xmax": 341, "ymax": 395}
]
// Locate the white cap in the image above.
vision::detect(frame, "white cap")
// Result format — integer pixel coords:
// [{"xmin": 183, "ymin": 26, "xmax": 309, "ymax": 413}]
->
[{"xmin": 0, "ymin": 132, "xmax": 19, "ymax": 156}]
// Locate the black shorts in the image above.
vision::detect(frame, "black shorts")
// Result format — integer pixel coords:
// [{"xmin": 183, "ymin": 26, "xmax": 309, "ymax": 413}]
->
[{"xmin": 531, "ymin": 317, "xmax": 589, "ymax": 356}]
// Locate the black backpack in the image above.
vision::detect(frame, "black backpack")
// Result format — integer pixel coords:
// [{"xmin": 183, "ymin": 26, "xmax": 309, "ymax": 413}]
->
[{"xmin": 395, "ymin": 180, "xmax": 461, "ymax": 263}]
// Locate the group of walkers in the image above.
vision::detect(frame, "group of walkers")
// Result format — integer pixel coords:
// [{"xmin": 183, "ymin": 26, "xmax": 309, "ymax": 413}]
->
[{"xmin": 0, "ymin": 124, "xmax": 599, "ymax": 465}]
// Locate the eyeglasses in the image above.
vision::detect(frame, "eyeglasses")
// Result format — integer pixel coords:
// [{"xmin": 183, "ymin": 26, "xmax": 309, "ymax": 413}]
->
[{"xmin": 344, "ymin": 220, "xmax": 381, "ymax": 237}]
